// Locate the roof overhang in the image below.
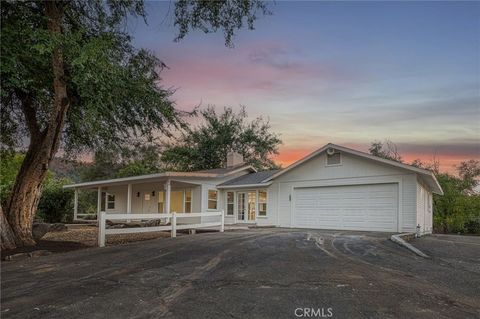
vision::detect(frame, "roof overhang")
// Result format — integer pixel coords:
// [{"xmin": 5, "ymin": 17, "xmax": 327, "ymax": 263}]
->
[
  {"xmin": 263, "ymin": 143, "xmax": 444, "ymax": 195},
  {"xmin": 63, "ymin": 165, "xmax": 256, "ymax": 190},
  {"xmin": 216, "ymin": 182, "xmax": 273, "ymax": 189}
]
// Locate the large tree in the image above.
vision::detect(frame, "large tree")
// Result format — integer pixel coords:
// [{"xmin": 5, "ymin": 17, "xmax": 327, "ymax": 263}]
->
[
  {"xmin": 1, "ymin": 0, "xmax": 270, "ymax": 249},
  {"xmin": 161, "ymin": 106, "xmax": 281, "ymax": 171}
]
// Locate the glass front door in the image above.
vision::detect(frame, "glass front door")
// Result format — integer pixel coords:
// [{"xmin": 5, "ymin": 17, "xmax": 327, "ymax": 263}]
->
[
  {"xmin": 247, "ymin": 191, "xmax": 256, "ymax": 221},
  {"xmin": 237, "ymin": 193, "xmax": 246, "ymax": 221},
  {"xmin": 237, "ymin": 192, "xmax": 256, "ymax": 222}
]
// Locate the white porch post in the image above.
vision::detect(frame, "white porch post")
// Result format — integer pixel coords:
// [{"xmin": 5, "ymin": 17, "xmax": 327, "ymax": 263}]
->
[
  {"xmin": 165, "ymin": 179, "xmax": 171, "ymax": 214},
  {"xmin": 97, "ymin": 187, "xmax": 102, "ymax": 218},
  {"xmin": 73, "ymin": 188, "xmax": 78, "ymax": 220},
  {"xmin": 127, "ymin": 184, "xmax": 132, "ymax": 215}
]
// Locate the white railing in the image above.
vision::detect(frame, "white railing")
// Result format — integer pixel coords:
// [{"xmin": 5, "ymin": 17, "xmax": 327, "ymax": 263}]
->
[{"xmin": 98, "ymin": 211, "xmax": 224, "ymax": 247}]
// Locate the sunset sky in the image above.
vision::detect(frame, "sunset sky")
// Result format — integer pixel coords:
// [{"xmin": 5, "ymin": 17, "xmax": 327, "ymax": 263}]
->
[{"xmin": 130, "ymin": 1, "xmax": 479, "ymax": 174}]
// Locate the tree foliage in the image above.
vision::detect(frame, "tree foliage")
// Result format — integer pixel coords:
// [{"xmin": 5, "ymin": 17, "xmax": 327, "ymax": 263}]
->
[
  {"xmin": 161, "ymin": 107, "xmax": 282, "ymax": 171},
  {"xmin": 368, "ymin": 139, "xmax": 403, "ymax": 163},
  {"xmin": 0, "ymin": 0, "xmax": 270, "ymax": 248},
  {"xmin": 174, "ymin": 0, "xmax": 270, "ymax": 47},
  {"xmin": 80, "ymin": 144, "xmax": 164, "ymax": 181},
  {"xmin": 37, "ymin": 177, "xmax": 74, "ymax": 223},
  {"xmin": 0, "ymin": 152, "xmax": 25, "ymax": 206},
  {"xmin": 1, "ymin": 1, "xmax": 183, "ymax": 155},
  {"xmin": 369, "ymin": 141, "xmax": 480, "ymax": 234}
]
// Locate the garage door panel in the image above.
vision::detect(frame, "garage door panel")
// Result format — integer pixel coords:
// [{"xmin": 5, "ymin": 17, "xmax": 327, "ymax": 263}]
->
[{"xmin": 293, "ymin": 184, "xmax": 398, "ymax": 232}]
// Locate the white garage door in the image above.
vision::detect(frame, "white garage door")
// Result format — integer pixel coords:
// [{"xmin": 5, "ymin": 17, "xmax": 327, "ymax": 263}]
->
[{"xmin": 293, "ymin": 183, "xmax": 398, "ymax": 232}]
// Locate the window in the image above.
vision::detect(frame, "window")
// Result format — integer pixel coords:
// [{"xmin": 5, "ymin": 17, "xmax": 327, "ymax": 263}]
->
[
  {"xmin": 184, "ymin": 189, "xmax": 192, "ymax": 213},
  {"xmin": 226, "ymin": 192, "xmax": 234, "ymax": 215},
  {"xmin": 326, "ymin": 152, "xmax": 341, "ymax": 166},
  {"xmin": 107, "ymin": 194, "xmax": 115, "ymax": 209},
  {"xmin": 258, "ymin": 190, "xmax": 267, "ymax": 216},
  {"xmin": 158, "ymin": 191, "xmax": 164, "ymax": 213},
  {"xmin": 208, "ymin": 190, "xmax": 218, "ymax": 210}
]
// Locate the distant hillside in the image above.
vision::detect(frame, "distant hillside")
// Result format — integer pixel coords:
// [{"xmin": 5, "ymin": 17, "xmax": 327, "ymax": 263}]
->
[{"xmin": 49, "ymin": 158, "xmax": 90, "ymax": 183}]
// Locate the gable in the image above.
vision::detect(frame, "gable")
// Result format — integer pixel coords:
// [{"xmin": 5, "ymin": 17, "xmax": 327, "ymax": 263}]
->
[{"xmin": 273, "ymin": 151, "xmax": 414, "ymax": 183}]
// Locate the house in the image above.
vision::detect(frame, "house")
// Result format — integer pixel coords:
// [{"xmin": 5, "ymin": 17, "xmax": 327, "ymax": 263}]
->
[{"xmin": 64, "ymin": 143, "xmax": 443, "ymax": 234}]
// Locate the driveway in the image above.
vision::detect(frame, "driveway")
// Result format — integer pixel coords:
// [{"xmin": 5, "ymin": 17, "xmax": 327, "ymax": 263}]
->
[{"xmin": 2, "ymin": 229, "xmax": 479, "ymax": 318}]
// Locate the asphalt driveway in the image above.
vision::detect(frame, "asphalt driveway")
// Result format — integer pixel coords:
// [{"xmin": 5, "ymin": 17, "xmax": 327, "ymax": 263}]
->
[{"xmin": 2, "ymin": 229, "xmax": 479, "ymax": 318}]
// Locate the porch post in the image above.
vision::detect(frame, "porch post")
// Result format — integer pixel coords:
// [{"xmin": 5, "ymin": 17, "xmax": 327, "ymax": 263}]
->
[
  {"xmin": 73, "ymin": 188, "xmax": 78, "ymax": 220},
  {"xmin": 97, "ymin": 187, "xmax": 102, "ymax": 217},
  {"xmin": 165, "ymin": 179, "xmax": 171, "ymax": 214},
  {"xmin": 127, "ymin": 184, "xmax": 132, "ymax": 215}
]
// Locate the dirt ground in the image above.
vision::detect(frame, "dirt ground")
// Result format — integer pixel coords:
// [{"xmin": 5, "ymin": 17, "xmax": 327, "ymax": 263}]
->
[
  {"xmin": 2, "ymin": 229, "xmax": 479, "ymax": 318},
  {"xmin": 2, "ymin": 226, "xmax": 171, "ymax": 259}
]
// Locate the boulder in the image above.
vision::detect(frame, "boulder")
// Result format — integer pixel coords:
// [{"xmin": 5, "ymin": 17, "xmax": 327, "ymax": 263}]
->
[{"xmin": 32, "ymin": 223, "xmax": 51, "ymax": 242}]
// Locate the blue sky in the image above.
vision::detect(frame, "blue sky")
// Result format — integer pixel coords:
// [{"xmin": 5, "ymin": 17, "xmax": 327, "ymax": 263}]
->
[{"xmin": 129, "ymin": 1, "xmax": 479, "ymax": 172}]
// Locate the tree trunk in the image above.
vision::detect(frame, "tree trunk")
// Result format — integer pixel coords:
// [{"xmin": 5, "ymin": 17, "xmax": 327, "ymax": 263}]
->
[
  {"xmin": 0, "ymin": 205, "xmax": 16, "ymax": 250},
  {"xmin": 3, "ymin": 1, "xmax": 69, "ymax": 248}
]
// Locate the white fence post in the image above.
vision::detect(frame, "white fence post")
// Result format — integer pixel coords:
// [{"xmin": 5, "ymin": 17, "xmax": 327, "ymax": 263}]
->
[
  {"xmin": 220, "ymin": 210, "xmax": 225, "ymax": 232},
  {"xmin": 73, "ymin": 189, "xmax": 78, "ymax": 220},
  {"xmin": 171, "ymin": 211, "xmax": 177, "ymax": 238},
  {"xmin": 98, "ymin": 211, "xmax": 106, "ymax": 247}
]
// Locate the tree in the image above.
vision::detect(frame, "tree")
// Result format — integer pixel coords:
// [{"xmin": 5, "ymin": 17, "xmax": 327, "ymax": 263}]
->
[
  {"xmin": 457, "ymin": 159, "xmax": 480, "ymax": 193},
  {"xmin": 368, "ymin": 139, "xmax": 403, "ymax": 162},
  {"xmin": 161, "ymin": 107, "xmax": 282, "ymax": 171},
  {"xmin": 1, "ymin": 1, "xmax": 270, "ymax": 248}
]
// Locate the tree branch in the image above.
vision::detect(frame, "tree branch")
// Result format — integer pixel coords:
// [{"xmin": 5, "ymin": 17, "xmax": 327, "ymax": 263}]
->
[{"xmin": 17, "ymin": 91, "xmax": 41, "ymax": 138}]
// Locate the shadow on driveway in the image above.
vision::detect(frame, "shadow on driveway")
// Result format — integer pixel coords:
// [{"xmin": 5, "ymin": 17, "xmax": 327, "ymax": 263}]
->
[{"xmin": 2, "ymin": 229, "xmax": 479, "ymax": 318}]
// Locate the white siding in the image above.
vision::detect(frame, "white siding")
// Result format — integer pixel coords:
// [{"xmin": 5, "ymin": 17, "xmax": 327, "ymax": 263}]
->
[
  {"xmin": 416, "ymin": 179, "xmax": 433, "ymax": 234},
  {"xmin": 270, "ymin": 152, "xmax": 420, "ymax": 232}
]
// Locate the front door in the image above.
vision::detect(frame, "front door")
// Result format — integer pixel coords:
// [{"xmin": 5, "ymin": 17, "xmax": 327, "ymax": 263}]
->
[
  {"xmin": 237, "ymin": 191, "xmax": 256, "ymax": 223},
  {"xmin": 237, "ymin": 192, "xmax": 246, "ymax": 221}
]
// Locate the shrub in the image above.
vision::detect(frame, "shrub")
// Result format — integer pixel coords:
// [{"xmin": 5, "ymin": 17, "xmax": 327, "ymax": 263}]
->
[{"xmin": 37, "ymin": 177, "xmax": 74, "ymax": 223}]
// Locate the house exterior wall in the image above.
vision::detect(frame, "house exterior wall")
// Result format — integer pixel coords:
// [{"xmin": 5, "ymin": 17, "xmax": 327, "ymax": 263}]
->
[
  {"xmin": 266, "ymin": 152, "xmax": 420, "ymax": 232},
  {"xmin": 416, "ymin": 178, "xmax": 433, "ymax": 234},
  {"xmin": 218, "ymin": 187, "xmax": 275, "ymax": 225},
  {"xmin": 101, "ymin": 182, "xmax": 201, "ymax": 217}
]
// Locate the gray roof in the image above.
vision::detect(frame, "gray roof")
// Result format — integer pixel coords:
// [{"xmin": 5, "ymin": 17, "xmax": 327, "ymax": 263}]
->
[
  {"xmin": 218, "ymin": 170, "xmax": 280, "ymax": 187},
  {"xmin": 195, "ymin": 164, "xmax": 254, "ymax": 174}
]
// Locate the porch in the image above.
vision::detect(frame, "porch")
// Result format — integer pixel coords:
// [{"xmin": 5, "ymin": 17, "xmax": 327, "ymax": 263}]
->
[{"xmin": 70, "ymin": 178, "xmax": 202, "ymax": 221}]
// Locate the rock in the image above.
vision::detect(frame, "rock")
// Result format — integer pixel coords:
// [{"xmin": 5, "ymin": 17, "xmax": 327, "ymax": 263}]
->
[
  {"xmin": 145, "ymin": 219, "xmax": 162, "ymax": 227},
  {"xmin": 4, "ymin": 253, "xmax": 29, "ymax": 261},
  {"xmin": 32, "ymin": 223, "xmax": 51, "ymax": 242},
  {"xmin": 49, "ymin": 223, "xmax": 67, "ymax": 232},
  {"xmin": 109, "ymin": 224, "xmax": 125, "ymax": 229},
  {"xmin": 28, "ymin": 250, "xmax": 52, "ymax": 258}
]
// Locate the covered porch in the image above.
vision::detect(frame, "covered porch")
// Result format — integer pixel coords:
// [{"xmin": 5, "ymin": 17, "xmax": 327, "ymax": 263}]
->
[{"xmin": 69, "ymin": 178, "xmax": 202, "ymax": 220}]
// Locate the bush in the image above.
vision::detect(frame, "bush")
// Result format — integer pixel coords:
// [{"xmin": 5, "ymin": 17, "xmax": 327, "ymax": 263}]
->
[
  {"xmin": 37, "ymin": 177, "xmax": 74, "ymax": 223},
  {"xmin": 0, "ymin": 152, "xmax": 25, "ymax": 206}
]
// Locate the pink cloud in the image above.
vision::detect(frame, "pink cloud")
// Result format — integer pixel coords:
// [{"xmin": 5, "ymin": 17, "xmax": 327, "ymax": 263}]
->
[{"xmin": 158, "ymin": 41, "xmax": 350, "ymax": 108}]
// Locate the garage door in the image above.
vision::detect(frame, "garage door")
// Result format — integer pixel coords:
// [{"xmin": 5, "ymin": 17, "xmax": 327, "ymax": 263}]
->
[{"xmin": 293, "ymin": 183, "xmax": 398, "ymax": 232}]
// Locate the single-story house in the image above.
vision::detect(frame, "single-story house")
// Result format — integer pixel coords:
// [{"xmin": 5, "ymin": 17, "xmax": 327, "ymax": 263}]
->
[{"xmin": 64, "ymin": 143, "xmax": 443, "ymax": 234}]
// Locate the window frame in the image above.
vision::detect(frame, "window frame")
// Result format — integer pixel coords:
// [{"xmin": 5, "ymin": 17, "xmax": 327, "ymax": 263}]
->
[
  {"xmin": 258, "ymin": 190, "xmax": 267, "ymax": 217},
  {"xmin": 107, "ymin": 194, "xmax": 115, "ymax": 210},
  {"xmin": 184, "ymin": 189, "xmax": 192, "ymax": 213},
  {"xmin": 325, "ymin": 152, "xmax": 342, "ymax": 167},
  {"xmin": 207, "ymin": 189, "xmax": 218, "ymax": 210},
  {"xmin": 226, "ymin": 191, "xmax": 235, "ymax": 216}
]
